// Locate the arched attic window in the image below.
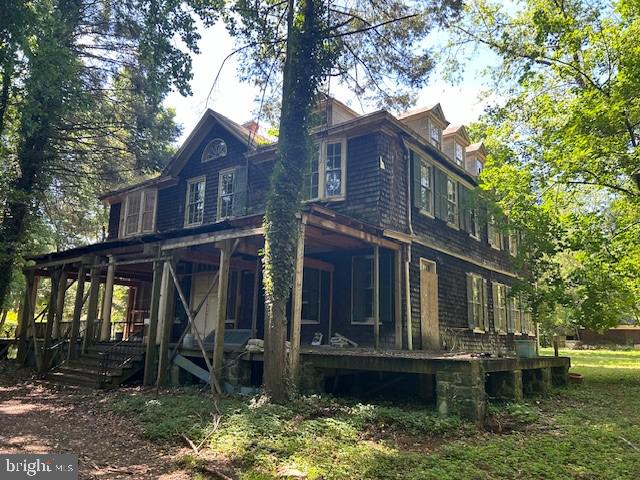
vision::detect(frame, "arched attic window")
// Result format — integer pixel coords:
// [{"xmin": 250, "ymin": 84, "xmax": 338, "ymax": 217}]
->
[{"xmin": 202, "ymin": 138, "xmax": 227, "ymax": 162}]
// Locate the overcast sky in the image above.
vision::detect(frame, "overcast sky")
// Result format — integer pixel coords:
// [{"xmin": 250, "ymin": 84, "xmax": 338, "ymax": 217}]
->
[{"xmin": 164, "ymin": 20, "xmax": 498, "ymax": 143}]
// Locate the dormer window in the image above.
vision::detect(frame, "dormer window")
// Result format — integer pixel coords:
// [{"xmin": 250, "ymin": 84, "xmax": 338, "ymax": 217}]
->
[
  {"xmin": 454, "ymin": 143, "xmax": 465, "ymax": 167},
  {"xmin": 430, "ymin": 124, "xmax": 441, "ymax": 149},
  {"xmin": 202, "ymin": 138, "xmax": 227, "ymax": 162},
  {"xmin": 121, "ymin": 189, "xmax": 156, "ymax": 237},
  {"xmin": 475, "ymin": 159, "xmax": 484, "ymax": 176}
]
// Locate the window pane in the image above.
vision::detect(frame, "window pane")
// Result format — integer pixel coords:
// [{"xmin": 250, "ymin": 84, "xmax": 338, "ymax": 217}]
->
[
  {"xmin": 303, "ymin": 145, "xmax": 320, "ymax": 200},
  {"xmin": 187, "ymin": 180, "xmax": 205, "ymax": 225},
  {"xmin": 125, "ymin": 192, "xmax": 142, "ymax": 235},
  {"xmin": 302, "ymin": 268, "xmax": 320, "ymax": 322},
  {"xmin": 325, "ymin": 142, "xmax": 342, "ymax": 197}
]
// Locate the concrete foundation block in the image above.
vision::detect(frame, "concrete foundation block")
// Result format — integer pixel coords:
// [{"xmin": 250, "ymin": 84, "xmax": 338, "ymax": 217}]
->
[
  {"xmin": 523, "ymin": 367, "xmax": 552, "ymax": 396},
  {"xmin": 551, "ymin": 365, "xmax": 570, "ymax": 386}
]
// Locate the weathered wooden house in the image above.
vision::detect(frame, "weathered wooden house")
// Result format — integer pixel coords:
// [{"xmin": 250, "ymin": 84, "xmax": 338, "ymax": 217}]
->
[{"xmin": 17, "ymin": 96, "xmax": 569, "ymax": 421}]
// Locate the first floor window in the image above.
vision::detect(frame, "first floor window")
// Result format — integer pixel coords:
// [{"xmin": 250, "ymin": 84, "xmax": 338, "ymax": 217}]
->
[
  {"xmin": 509, "ymin": 293, "xmax": 521, "ymax": 333},
  {"xmin": 467, "ymin": 273, "xmax": 487, "ymax": 331},
  {"xmin": 302, "ymin": 268, "xmax": 321, "ymax": 324},
  {"xmin": 493, "ymin": 282, "xmax": 508, "ymax": 332},
  {"xmin": 351, "ymin": 254, "xmax": 392, "ymax": 324},
  {"xmin": 122, "ymin": 189, "xmax": 156, "ymax": 237},
  {"xmin": 185, "ymin": 177, "xmax": 205, "ymax": 226},
  {"xmin": 446, "ymin": 177, "xmax": 459, "ymax": 227}
]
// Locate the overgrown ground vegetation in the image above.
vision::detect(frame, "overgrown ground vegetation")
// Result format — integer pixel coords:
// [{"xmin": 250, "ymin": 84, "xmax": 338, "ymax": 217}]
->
[{"xmin": 112, "ymin": 349, "xmax": 640, "ymax": 479}]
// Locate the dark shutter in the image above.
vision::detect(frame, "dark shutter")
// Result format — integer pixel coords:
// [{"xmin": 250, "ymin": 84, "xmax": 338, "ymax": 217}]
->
[
  {"xmin": 434, "ymin": 169, "xmax": 448, "ymax": 220},
  {"xmin": 492, "ymin": 281, "xmax": 499, "ymax": 332},
  {"xmin": 507, "ymin": 287, "xmax": 515, "ymax": 333},
  {"xmin": 232, "ymin": 166, "xmax": 248, "ymax": 217},
  {"xmin": 482, "ymin": 278, "xmax": 489, "ymax": 331},
  {"xmin": 411, "ymin": 151, "xmax": 422, "ymax": 209},
  {"xmin": 380, "ymin": 254, "xmax": 392, "ymax": 323}
]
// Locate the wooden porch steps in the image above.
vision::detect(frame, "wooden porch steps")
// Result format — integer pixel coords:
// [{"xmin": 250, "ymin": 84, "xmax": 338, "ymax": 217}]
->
[{"xmin": 48, "ymin": 342, "xmax": 146, "ymax": 389}]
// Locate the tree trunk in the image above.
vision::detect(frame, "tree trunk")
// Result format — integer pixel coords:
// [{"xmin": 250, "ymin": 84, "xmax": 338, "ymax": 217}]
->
[{"xmin": 262, "ymin": 0, "xmax": 324, "ymax": 401}]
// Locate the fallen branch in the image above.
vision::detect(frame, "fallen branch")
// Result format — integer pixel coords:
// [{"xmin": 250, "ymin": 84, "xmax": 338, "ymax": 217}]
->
[{"xmin": 619, "ymin": 435, "xmax": 640, "ymax": 452}]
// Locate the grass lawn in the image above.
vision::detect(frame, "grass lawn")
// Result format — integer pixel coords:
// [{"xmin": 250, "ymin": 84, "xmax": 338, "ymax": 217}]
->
[{"xmin": 113, "ymin": 349, "xmax": 640, "ymax": 479}]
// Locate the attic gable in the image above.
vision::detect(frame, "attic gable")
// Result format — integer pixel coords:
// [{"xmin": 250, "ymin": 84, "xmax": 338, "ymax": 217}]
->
[
  {"xmin": 163, "ymin": 109, "xmax": 262, "ymax": 178},
  {"xmin": 397, "ymin": 103, "xmax": 449, "ymax": 127}
]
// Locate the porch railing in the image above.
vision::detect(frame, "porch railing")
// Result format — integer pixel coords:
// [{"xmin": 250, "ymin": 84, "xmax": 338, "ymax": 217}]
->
[{"xmin": 96, "ymin": 339, "xmax": 145, "ymax": 388}]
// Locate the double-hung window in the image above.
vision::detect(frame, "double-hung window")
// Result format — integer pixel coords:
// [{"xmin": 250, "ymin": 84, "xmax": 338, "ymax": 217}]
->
[
  {"xmin": 446, "ymin": 177, "xmax": 459, "ymax": 227},
  {"xmin": 467, "ymin": 273, "xmax": 487, "ymax": 331},
  {"xmin": 469, "ymin": 208, "xmax": 480, "ymax": 240},
  {"xmin": 185, "ymin": 177, "xmax": 206, "ymax": 227},
  {"xmin": 454, "ymin": 143, "xmax": 465, "ymax": 167},
  {"xmin": 488, "ymin": 216, "xmax": 502, "ymax": 250},
  {"xmin": 509, "ymin": 232, "xmax": 519, "ymax": 257},
  {"xmin": 430, "ymin": 123, "xmax": 441, "ymax": 149},
  {"xmin": 492, "ymin": 282, "xmax": 508, "ymax": 332},
  {"xmin": 419, "ymin": 162, "xmax": 434, "ymax": 215},
  {"xmin": 218, "ymin": 169, "xmax": 236, "ymax": 219},
  {"xmin": 122, "ymin": 189, "xmax": 156, "ymax": 237},
  {"xmin": 509, "ymin": 293, "xmax": 521, "ymax": 334},
  {"xmin": 303, "ymin": 139, "xmax": 346, "ymax": 201}
]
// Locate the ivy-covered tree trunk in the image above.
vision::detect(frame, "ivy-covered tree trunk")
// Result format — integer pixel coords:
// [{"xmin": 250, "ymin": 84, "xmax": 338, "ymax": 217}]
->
[{"xmin": 262, "ymin": 0, "xmax": 325, "ymax": 400}]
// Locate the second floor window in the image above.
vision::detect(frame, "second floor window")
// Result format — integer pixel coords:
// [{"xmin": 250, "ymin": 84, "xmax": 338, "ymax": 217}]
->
[
  {"xmin": 185, "ymin": 177, "xmax": 206, "ymax": 226},
  {"xmin": 122, "ymin": 189, "xmax": 156, "ymax": 237},
  {"xmin": 218, "ymin": 169, "xmax": 236, "ymax": 219},
  {"xmin": 446, "ymin": 178, "xmax": 459, "ymax": 227},
  {"xmin": 488, "ymin": 216, "xmax": 503, "ymax": 250},
  {"xmin": 303, "ymin": 139, "xmax": 346, "ymax": 201},
  {"xmin": 469, "ymin": 207, "xmax": 480, "ymax": 240}
]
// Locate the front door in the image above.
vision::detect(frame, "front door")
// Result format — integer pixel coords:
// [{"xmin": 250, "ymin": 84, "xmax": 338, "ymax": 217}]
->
[
  {"xmin": 190, "ymin": 273, "xmax": 218, "ymax": 340},
  {"xmin": 420, "ymin": 258, "xmax": 439, "ymax": 350}
]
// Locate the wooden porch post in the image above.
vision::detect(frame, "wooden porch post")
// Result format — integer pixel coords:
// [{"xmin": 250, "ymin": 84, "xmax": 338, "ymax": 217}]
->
[
  {"xmin": 83, "ymin": 258, "xmax": 101, "ymax": 353},
  {"xmin": 67, "ymin": 262, "xmax": 86, "ymax": 361},
  {"xmin": 156, "ymin": 258, "xmax": 175, "ymax": 387},
  {"xmin": 289, "ymin": 219, "xmax": 306, "ymax": 384},
  {"xmin": 143, "ymin": 259, "xmax": 163, "ymax": 386},
  {"xmin": 250, "ymin": 256, "xmax": 261, "ymax": 338},
  {"xmin": 41, "ymin": 269, "xmax": 61, "ymax": 375},
  {"xmin": 16, "ymin": 270, "xmax": 36, "ymax": 364},
  {"xmin": 212, "ymin": 240, "xmax": 232, "ymax": 388},
  {"xmin": 53, "ymin": 270, "xmax": 68, "ymax": 339},
  {"xmin": 394, "ymin": 248, "xmax": 403, "ymax": 349},
  {"xmin": 99, "ymin": 256, "xmax": 116, "ymax": 341},
  {"xmin": 373, "ymin": 245, "xmax": 380, "ymax": 350}
]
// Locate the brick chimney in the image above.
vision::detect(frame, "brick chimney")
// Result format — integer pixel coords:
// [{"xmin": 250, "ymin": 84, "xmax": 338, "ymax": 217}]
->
[{"xmin": 242, "ymin": 120, "xmax": 259, "ymax": 135}]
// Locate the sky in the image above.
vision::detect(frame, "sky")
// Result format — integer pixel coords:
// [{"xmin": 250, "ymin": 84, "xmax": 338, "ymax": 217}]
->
[{"xmin": 164, "ymin": 20, "xmax": 499, "ymax": 144}]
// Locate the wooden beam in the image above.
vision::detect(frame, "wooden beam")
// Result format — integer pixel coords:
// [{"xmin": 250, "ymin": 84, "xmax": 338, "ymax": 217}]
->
[
  {"xmin": 289, "ymin": 220, "xmax": 306, "ymax": 384},
  {"xmin": 99, "ymin": 256, "xmax": 116, "ymax": 341},
  {"xmin": 394, "ymin": 249, "xmax": 403, "ymax": 350},
  {"xmin": 305, "ymin": 215, "xmax": 400, "ymax": 250},
  {"xmin": 41, "ymin": 269, "xmax": 61, "ymax": 375},
  {"xmin": 83, "ymin": 260, "xmax": 101, "ymax": 353},
  {"xmin": 67, "ymin": 263, "xmax": 86, "ymax": 361},
  {"xmin": 328, "ymin": 272, "xmax": 334, "ymax": 340},
  {"xmin": 212, "ymin": 239, "xmax": 232, "ymax": 390},
  {"xmin": 53, "ymin": 270, "xmax": 67, "ymax": 339},
  {"xmin": 156, "ymin": 260, "xmax": 176, "ymax": 387},
  {"xmin": 303, "ymin": 256, "xmax": 334, "ymax": 273},
  {"xmin": 251, "ymin": 257, "xmax": 261, "ymax": 338},
  {"xmin": 160, "ymin": 226, "xmax": 264, "ymax": 251},
  {"xmin": 373, "ymin": 246, "xmax": 380, "ymax": 350},
  {"xmin": 143, "ymin": 259, "xmax": 163, "ymax": 386},
  {"xmin": 405, "ymin": 248, "xmax": 413, "ymax": 351}
]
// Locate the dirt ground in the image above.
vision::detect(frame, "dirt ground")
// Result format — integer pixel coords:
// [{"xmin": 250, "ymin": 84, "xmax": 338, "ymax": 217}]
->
[{"xmin": 0, "ymin": 361, "xmax": 194, "ymax": 479}]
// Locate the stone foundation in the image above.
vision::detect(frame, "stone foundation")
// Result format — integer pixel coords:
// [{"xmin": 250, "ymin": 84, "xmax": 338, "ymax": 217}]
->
[
  {"xmin": 486, "ymin": 369, "xmax": 523, "ymax": 402},
  {"xmin": 522, "ymin": 367, "xmax": 552, "ymax": 396},
  {"xmin": 436, "ymin": 363, "xmax": 486, "ymax": 423}
]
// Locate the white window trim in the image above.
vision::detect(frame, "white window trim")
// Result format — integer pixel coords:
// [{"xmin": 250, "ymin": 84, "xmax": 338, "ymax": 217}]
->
[
  {"xmin": 202, "ymin": 138, "xmax": 227, "ymax": 163},
  {"xmin": 351, "ymin": 255, "xmax": 375, "ymax": 325},
  {"xmin": 217, "ymin": 167, "xmax": 237, "ymax": 221},
  {"xmin": 184, "ymin": 176, "xmax": 206, "ymax": 228},
  {"xmin": 119, "ymin": 188, "xmax": 157, "ymax": 238},
  {"xmin": 305, "ymin": 138, "xmax": 347, "ymax": 202},
  {"xmin": 509, "ymin": 232, "xmax": 519, "ymax": 257},
  {"xmin": 418, "ymin": 159, "xmax": 435, "ymax": 218},
  {"xmin": 488, "ymin": 217, "xmax": 502, "ymax": 250},
  {"xmin": 469, "ymin": 208, "xmax": 481, "ymax": 241},
  {"xmin": 446, "ymin": 177, "xmax": 459, "ymax": 229},
  {"xmin": 469, "ymin": 273, "xmax": 485, "ymax": 332},
  {"xmin": 428, "ymin": 120, "xmax": 442, "ymax": 150},
  {"xmin": 454, "ymin": 142, "xmax": 465, "ymax": 167},
  {"xmin": 493, "ymin": 282, "xmax": 508, "ymax": 333}
]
